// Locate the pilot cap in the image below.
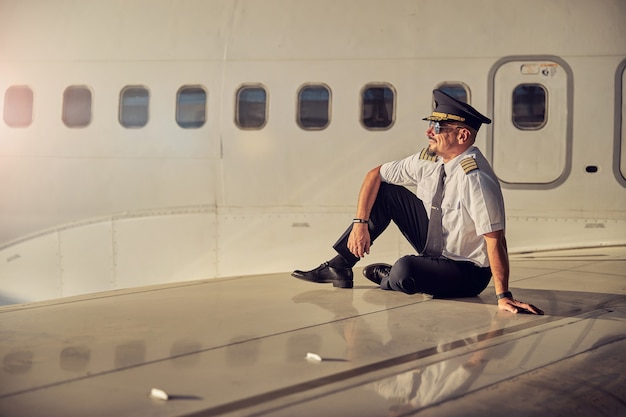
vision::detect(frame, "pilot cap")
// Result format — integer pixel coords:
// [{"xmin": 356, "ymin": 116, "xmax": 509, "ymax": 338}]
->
[{"xmin": 423, "ymin": 89, "xmax": 492, "ymax": 130}]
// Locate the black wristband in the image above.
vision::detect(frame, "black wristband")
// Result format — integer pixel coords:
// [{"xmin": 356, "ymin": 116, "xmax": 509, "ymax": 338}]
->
[
  {"xmin": 353, "ymin": 218, "xmax": 369, "ymax": 223},
  {"xmin": 496, "ymin": 291, "xmax": 513, "ymax": 300}
]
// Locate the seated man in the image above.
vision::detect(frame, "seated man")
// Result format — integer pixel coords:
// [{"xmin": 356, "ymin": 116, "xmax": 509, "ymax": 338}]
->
[{"xmin": 292, "ymin": 89, "xmax": 542, "ymax": 315}]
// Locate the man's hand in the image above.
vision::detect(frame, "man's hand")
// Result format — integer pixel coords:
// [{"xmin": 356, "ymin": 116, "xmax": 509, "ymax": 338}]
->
[
  {"xmin": 498, "ymin": 297, "xmax": 544, "ymax": 315},
  {"xmin": 348, "ymin": 223, "xmax": 371, "ymax": 258}
]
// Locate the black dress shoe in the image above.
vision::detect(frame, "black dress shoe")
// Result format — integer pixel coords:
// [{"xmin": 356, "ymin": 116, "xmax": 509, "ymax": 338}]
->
[
  {"xmin": 362, "ymin": 263, "xmax": 392, "ymax": 285},
  {"xmin": 291, "ymin": 262, "xmax": 353, "ymax": 288}
]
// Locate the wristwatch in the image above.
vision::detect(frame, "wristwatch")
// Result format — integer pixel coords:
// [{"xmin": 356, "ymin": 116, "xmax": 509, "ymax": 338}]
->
[{"xmin": 496, "ymin": 291, "xmax": 513, "ymax": 300}]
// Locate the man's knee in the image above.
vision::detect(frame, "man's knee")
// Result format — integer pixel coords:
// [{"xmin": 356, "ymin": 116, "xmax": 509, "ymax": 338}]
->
[{"xmin": 387, "ymin": 256, "xmax": 419, "ymax": 294}]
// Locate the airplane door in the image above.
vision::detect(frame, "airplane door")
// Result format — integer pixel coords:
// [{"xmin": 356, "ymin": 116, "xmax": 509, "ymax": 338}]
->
[
  {"xmin": 488, "ymin": 56, "xmax": 573, "ymax": 188},
  {"xmin": 617, "ymin": 59, "xmax": 626, "ymax": 187}
]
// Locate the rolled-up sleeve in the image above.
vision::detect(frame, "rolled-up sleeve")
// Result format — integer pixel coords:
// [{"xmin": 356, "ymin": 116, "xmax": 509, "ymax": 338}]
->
[
  {"xmin": 464, "ymin": 173, "xmax": 505, "ymax": 236},
  {"xmin": 380, "ymin": 154, "xmax": 422, "ymax": 186}
]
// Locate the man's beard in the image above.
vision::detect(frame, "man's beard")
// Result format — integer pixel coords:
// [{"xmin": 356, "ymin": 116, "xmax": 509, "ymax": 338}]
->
[{"xmin": 426, "ymin": 143, "xmax": 436, "ymax": 157}]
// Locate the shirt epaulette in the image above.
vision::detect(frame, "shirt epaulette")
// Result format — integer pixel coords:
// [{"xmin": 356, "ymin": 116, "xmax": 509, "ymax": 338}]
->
[
  {"xmin": 460, "ymin": 157, "xmax": 479, "ymax": 174},
  {"xmin": 418, "ymin": 148, "xmax": 438, "ymax": 162}
]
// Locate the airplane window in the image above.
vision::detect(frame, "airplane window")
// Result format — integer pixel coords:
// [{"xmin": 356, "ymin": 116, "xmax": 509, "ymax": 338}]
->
[
  {"xmin": 512, "ymin": 84, "xmax": 547, "ymax": 130},
  {"xmin": 177, "ymin": 86, "xmax": 207, "ymax": 129},
  {"xmin": 119, "ymin": 86, "xmax": 149, "ymax": 128},
  {"xmin": 361, "ymin": 84, "xmax": 395, "ymax": 129},
  {"xmin": 297, "ymin": 85, "xmax": 330, "ymax": 130},
  {"xmin": 436, "ymin": 83, "xmax": 469, "ymax": 104},
  {"xmin": 4, "ymin": 86, "xmax": 33, "ymax": 127},
  {"xmin": 235, "ymin": 85, "xmax": 267, "ymax": 129},
  {"xmin": 63, "ymin": 86, "xmax": 92, "ymax": 128}
]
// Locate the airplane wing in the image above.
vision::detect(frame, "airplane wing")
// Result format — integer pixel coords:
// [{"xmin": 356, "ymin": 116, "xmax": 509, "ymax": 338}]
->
[{"xmin": 1, "ymin": 246, "xmax": 624, "ymax": 417}]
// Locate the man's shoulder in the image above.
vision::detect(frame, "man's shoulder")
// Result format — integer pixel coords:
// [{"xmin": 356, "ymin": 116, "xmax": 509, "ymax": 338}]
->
[
  {"xmin": 460, "ymin": 156, "xmax": 480, "ymax": 174},
  {"xmin": 463, "ymin": 146, "xmax": 488, "ymax": 161},
  {"xmin": 460, "ymin": 147, "xmax": 496, "ymax": 175}
]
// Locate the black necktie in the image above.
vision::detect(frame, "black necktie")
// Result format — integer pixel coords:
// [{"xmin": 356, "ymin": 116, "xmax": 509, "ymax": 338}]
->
[{"xmin": 423, "ymin": 164, "xmax": 446, "ymax": 257}]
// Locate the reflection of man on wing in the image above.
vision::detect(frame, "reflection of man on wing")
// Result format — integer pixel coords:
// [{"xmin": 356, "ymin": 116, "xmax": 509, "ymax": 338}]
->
[
  {"xmin": 369, "ymin": 312, "xmax": 505, "ymax": 416},
  {"xmin": 293, "ymin": 90, "xmax": 542, "ymax": 315}
]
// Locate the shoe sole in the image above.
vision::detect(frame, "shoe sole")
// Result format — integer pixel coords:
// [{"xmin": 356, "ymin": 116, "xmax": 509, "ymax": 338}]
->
[{"xmin": 292, "ymin": 273, "xmax": 353, "ymax": 289}]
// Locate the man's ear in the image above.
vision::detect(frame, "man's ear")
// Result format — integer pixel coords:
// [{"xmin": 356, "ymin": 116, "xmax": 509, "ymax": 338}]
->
[{"xmin": 457, "ymin": 127, "xmax": 471, "ymax": 144}]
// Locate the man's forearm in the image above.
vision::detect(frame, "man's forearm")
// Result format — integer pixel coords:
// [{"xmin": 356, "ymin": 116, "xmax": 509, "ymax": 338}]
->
[
  {"xmin": 355, "ymin": 166, "xmax": 382, "ymax": 220},
  {"xmin": 484, "ymin": 231, "xmax": 510, "ymax": 295},
  {"xmin": 348, "ymin": 166, "xmax": 382, "ymax": 258}
]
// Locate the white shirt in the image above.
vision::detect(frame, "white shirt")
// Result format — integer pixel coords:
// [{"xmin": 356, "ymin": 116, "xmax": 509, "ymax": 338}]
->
[{"xmin": 379, "ymin": 146, "xmax": 505, "ymax": 267}]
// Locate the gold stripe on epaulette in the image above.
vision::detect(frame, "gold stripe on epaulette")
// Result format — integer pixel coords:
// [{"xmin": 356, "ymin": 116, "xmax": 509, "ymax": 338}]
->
[
  {"xmin": 418, "ymin": 148, "xmax": 438, "ymax": 162},
  {"xmin": 460, "ymin": 157, "xmax": 479, "ymax": 174}
]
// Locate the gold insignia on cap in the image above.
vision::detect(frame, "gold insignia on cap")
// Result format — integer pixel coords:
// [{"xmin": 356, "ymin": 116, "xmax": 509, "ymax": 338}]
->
[
  {"xmin": 460, "ymin": 157, "xmax": 479, "ymax": 174},
  {"xmin": 418, "ymin": 148, "xmax": 438, "ymax": 162},
  {"xmin": 426, "ymin": 112, "xmax": 466, "ymax": 122}
]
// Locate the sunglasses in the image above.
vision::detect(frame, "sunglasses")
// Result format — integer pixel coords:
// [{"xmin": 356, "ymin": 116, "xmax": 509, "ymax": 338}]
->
[{"xmin": 428, "ymin": 121, "xmax": 463, "ymax": 134}]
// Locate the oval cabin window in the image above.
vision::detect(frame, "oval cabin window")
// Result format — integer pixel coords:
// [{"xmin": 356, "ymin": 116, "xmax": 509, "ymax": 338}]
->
[
  {"xmin": 512, "ymin": 84, "xmax": 547, "ymax": 130},
  {"xmin": 176, "ymin": 86, "xmax": 207, "ymax": 129},
  {"xmin": 361, "ymin": 84, "xmax": 395, "ymax": 130},
  {"xmin": 119, "ymin": 86, "xmax": 149, "ymax": 128},
  {"xmin": 4, "ymin": 86, "xmax": 34, "ymax": 128},
  {"xmin": 235, "ymin": 86, "xmax": 268, "ymax": 129},
  {"xmin": 63, "ymin": 86, "xmax": 92, "ymax": 128},
  {"xmin": 297, "ymin": 85, "xmax": 330, "ymax": 130}
]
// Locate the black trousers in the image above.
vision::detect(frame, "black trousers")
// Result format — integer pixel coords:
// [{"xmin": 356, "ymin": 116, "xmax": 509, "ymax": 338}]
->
[{"xmin": 333, "ymin": 183, "xmax": 491, "ymax": 297}]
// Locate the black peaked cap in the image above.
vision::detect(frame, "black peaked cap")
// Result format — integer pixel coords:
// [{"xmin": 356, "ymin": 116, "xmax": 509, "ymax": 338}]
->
[{"xmin": 422, "ymin": 89, "xmax": 491, "ymax": 130}]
